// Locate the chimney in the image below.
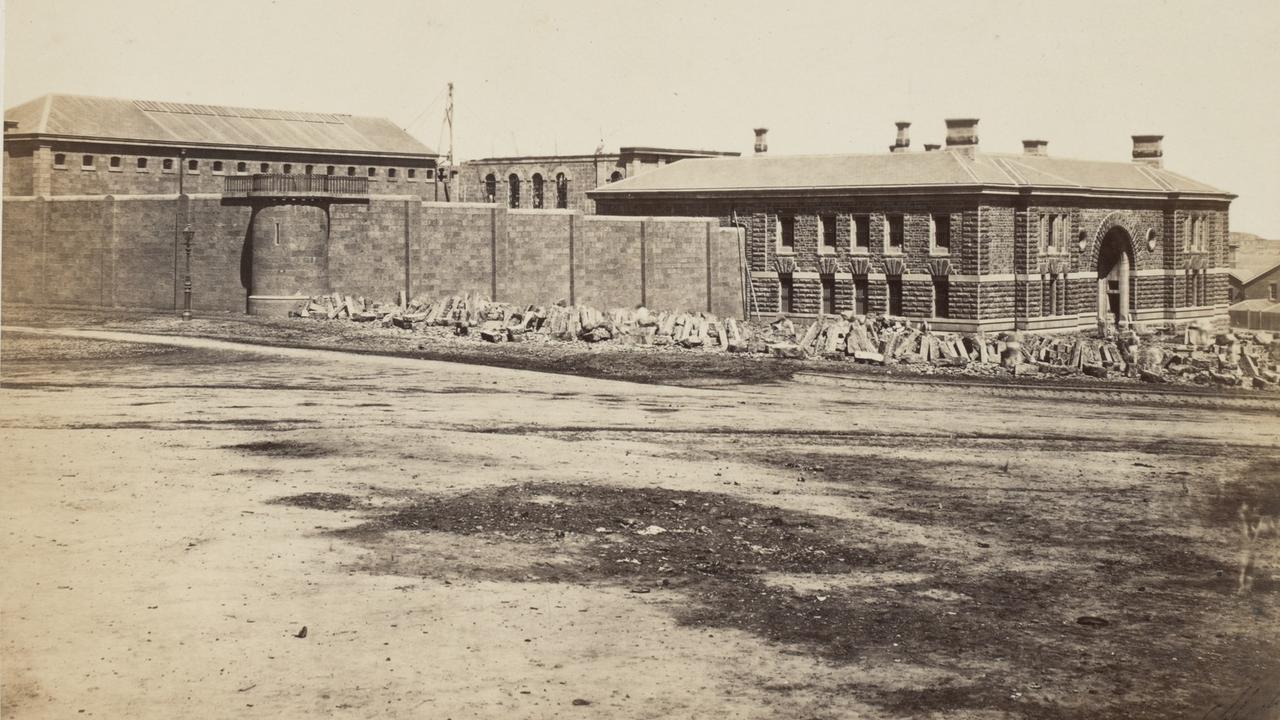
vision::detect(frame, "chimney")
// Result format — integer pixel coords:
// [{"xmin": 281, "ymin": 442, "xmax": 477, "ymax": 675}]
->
[
  {"xmin": 890, "ymin": 121, "xmax": 911, "ymax": 153},
  {"xmin": 944, "ymin": 118, "xmax": 979, "ymax": 158},
  {"xmin": 1022, "ymin": 139, "xmax": 1048, "ymax": 157},
  {"xmin": 753, "ymin": 128, "xmax": 768, "ymax": 154},
  {"xmin": 1132, "ymin": 135, "xmax": 1163, "ymax": 168},
  {"xmin": 924, "ymin": 143, "xmax": 941, "ymax": 152}
]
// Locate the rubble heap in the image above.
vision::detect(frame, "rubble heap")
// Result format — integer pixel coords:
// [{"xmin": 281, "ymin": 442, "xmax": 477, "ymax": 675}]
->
[{"xmin": 289, "ymin": 293, "xmax": 1280, "ymax": 390}]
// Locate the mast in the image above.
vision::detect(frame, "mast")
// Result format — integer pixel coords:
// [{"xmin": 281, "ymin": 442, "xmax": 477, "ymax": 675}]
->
[{"xmin": 441, "ymin": 82, "xmax": 454, "ymax": 201}]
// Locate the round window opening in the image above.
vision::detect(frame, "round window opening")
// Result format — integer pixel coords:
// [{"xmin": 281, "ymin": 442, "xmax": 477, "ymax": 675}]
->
[
  {"xmin": 1146, "ymin": 228, "xmax": 1158, "ymax": 252},
  {"xmin": 1077, "ymin": 230, "xmax": 1088, "ymax": 252}
]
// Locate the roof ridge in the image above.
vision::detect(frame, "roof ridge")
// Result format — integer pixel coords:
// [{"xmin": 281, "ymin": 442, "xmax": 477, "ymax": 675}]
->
[
  {"xmin": 38, "ymin": 94, "xmax": 53, "ymax": 134},
  {"xmin": 1001, "ymin": 156, "xmax": 1085, "ymax": 188},
  {"xmin": 949, "ymin": 151, "xmax": 982, "ymax": 183},
  {"xmin": 1135, "ymin": 164, "xmax": 1175, "ymax": 192}
]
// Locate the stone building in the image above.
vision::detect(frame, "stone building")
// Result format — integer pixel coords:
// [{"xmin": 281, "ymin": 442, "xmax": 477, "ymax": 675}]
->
[
  {"xmin": 590, "ymin": 121, "xmax": 1234, "ymax": 332},
  {"xmin": 4, "ymin": 93, "xmax": 440, "ymax": 199},
  {"xmin": 459, "ymin": 146, "xmax": 738, "ymax": 213}
]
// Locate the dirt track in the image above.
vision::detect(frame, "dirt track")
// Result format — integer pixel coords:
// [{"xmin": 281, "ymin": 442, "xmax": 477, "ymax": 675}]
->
[{"xmin": 2, "ymin": 327, "xmax": 1279, "ymax": 719}]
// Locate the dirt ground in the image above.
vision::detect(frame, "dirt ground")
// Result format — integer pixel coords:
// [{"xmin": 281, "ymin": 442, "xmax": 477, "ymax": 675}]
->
[{"xmin": 2, "ymin": 325, "xmax": 1279, "ymax": 719}]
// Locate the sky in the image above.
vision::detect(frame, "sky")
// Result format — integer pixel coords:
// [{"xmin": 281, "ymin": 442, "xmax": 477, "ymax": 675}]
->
[{"xmin": 5, "ymin": 0, "xmax": 1280, "ymax": 236}]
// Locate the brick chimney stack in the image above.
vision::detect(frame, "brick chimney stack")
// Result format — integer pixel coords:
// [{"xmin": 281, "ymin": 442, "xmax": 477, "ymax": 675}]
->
[
  {"xmin": 753, "ymin": 128, "xmax": 768, "ymax": 155},
  {"xmin": 890, "ymin": 121, "xmax": 911, "ymax": 153},
  {"xmin": 1132, "ymin": 135, "xmax": 1163, "ymax": 168},
  {"xmin": 944, "ymin": 118, "xmax": 979, "ymax": 158},
  {"xmin": 1022, "ymin": 139, "xmax": 1049, "ymax": 156}
]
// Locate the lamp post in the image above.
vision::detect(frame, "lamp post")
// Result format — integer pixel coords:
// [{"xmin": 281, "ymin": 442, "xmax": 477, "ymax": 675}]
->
[{"xmin": 181, "ymin": 224, "xmax": 195, "ymax": 321}]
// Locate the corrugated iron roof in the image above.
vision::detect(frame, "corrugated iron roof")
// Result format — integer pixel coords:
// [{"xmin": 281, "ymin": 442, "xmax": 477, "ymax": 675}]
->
[
  {"xmin": 589, "ymin": 148, "xmax": 1232, "ymax": 197},
  {"xmin": 4, "ymin": 93, "xmax": 435, "ymax": 157}
]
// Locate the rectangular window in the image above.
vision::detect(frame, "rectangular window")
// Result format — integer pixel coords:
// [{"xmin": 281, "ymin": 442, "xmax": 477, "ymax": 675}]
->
[
  {"xmin": 820, "ymin": 215, "xmax": 837, "ymax": 253},
  {"xmin": 326, "ymin": 165, "xmax": 336, "ymax": 176},
  {"xmin": 187, "ymin": 159, "xmax": 199, "ymax": 173},
  {"xmin": 305, "ymin": 165, "xmax": 314, "ymax": 175},
  {"xmin": 212, "ymin": 160, "xmax": 224, "ymax": 174},
  {"xmin": 887, "ymin": 215, "xmax": 904, "ymax": 251},
  {"xmin": 388, "ymin": 168, "xmax": 398, "ymax": 180},
  {"xmin": 854, "ymin": 215, "xmax": 871, "ymax": 250},
  {"xmin": 236, "ymin": 162, "xmax": 248, "ymax": 174},
  {"xmin": 368, "ymin": 167, "xmax": 378, "ymax": 177},
  {"xmin": 109, "ymin": 156, "xmax": 122, "ymax": 171},
  {"xmin": 426, "ymin": 168, "xmax": 435, "ymax": 179},
  {"xmin": 162, "ymin": 158, "xmax": 174, "ymax": 171},
  {"xmin": 347, "ymin": 166, "xmax": 356, "ymax": 176},
  {"xmin": 407, "ymin": 169, "xmax": 417, "ymax": 180},
  {"xmin": 779, "ymin": 216, "xmax": 795, "ymax": 252},
  {"xmin": 273, "ymin": 222, "xmax": 281, "ymax": 246},
  {"xmin": 53, "ymin": 153, "xmax": 67, "ymax": 168},
  {"xmin": 136, "ymin": 157, "xmax": 148, "ymax": 171},
  {"xmin": 933, "ymin": 276, "xmax": 950, "ymax": 318},
  {"xmin": 887, "ymin": 276, "xmax": 903, "ymax": 315},
  {"xmin": 853, "ymin": 276, "xmax": 869, "ymax": 315},
  {"xmin": 81, "ymin": 154, "xmax": 95, "ymax": 170},
  {"xmin": 933, "ymin": 214, "xmax": 950, "ymax": 253},
  {"xmin": 821, "ymin": 275, "xmax": 836, "ymax": 314},
  {"xmin": 1271, "ymin": 283, "xmax": 1277, "ymax": 302},
  {"xmin": 779, "ymin": 274, "xmax": 794, "ymax": 314},
  {"xmin": 260, "ymin": 163, "xmax": 271, "ymax": 173},
  {"xmin": 282, "ymin": 163, "xmax": 292, "ymax": 174}
]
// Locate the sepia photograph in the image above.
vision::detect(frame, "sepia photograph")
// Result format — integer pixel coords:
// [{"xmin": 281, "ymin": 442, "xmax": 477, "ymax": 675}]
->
[{"xmin": 2, "ymin": 1, "xmax": 1279, "ymax": 717}]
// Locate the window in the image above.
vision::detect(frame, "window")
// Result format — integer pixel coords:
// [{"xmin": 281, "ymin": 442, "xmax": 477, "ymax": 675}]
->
[
  {"xmin": 484, "ymin": 173, "xmax": 497, "ymax": 203},
  {"xmin": 854, "ymin": 215, "xmax": 871, "ymax": 250},
  {"xmin": 779, "ymin": 274, "xmax": 794, "ymax": 314},
  {"xmin": 347, "ymin": 166, "xmax": 356, "ymax": 176},
  {"xmin": 887, "ymin": 215, "xmax": 904, "ymax": 251},
  {"xmin": 887, "ymin": 276, "xmax": 903, "ymax": 315},
  {"xmin": 282, "ymin": 163, "xmax": 292, "ymax": 174},
  {"xmin": 1045, "ymin": 274, "xmax": 1065, "ymax": 316},
  {"xmin": 388, "ymin": 168, "xmax": 397, "ymax": 179},
  {"xmin": 187, "ymin": 159, "xmax": 199, "ymax": 173},
  {"xmin": 821, "ymin": 275, "xmax": 836, "ymax": 314},
  {"xmin": 820, "ymin": 215, "xmax": 837, "ymax": 253},
  {"xmin": 260, "ymin": 163, "xmax": 271, "ymax": 173},
  {"xmin": 162, "ymin": 158, "xmax": 174, "ymax": 171},
  {"xmin": 508, "ymin": 174, "xmax": 521, "ymax": 208},
  {"xmin": 1040, "ymin": 213, "xmax": 1069, "ymax": 253},
  {"xmin": 853, "ymin": 276, "xmax": 869, "ymax": 315},
  {"xmin": 81, "ymin": 154, "xmax": 95, "ymax": 170},
  {"xmin": 531, "ymin": 173, "xmax": 545, "ymax": 209},
  {"xmin": 609, "ymin": 170, "xmax": 623, "ymax": 183},
  {"xmin": 305, "ymin": 165, "xmax": 314, "ymax": 175},
  {"xmin": 933, "ymin": 276, "xmax": 950, "ymax": 318},
  {"xmin": 274, "ymin": 222, "xmax": 281, "ymax": 246},
  {"xmin": 407, "ymin": 168, "xmax": 417, "ymax": 180},
  {"xmin": 778, "ymin": 215, "xmax": 795, "ymax": 252},
  {"xmin": 236, "ymin": 161, "xmax": 247, "ymax": 174},
  {"xmin": 932, "ymin": 214, "xmax": 950, "ymax": 253},
  {"xmin": 53, "ymin": 153, "xmax": 67, "ymax": 168},
  {"xmin": 556, "ymin": 173, "xmax": 569, "ymax": 209},
  {"xmin": 136, "ymin": 157, "xmax": 148, "ymax": 171},
  {"xmin": 212, "ymin": 160, "xmax": 224, "ymax": 174},
  {"xmin": 367, "ymin": 167, "xmax": 377, "ymax": 177},
  {"xmin": 109, "ymin": 156, "xmax": 122, "ymax": 171},
  {"xmin": 326, "ymin": 166, "xmax": 335, "ymax": 176},
  {"xmin": 1271, "ymin": 283, "xmax": 1278, "ymax": 302},
  {"xmin": 426, "ymin": 169, "xmax": 435, "ymax": 179}
]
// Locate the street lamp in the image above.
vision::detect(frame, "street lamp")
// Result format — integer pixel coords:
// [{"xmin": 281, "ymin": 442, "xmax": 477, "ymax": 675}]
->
[{"xmin": 181, "ymin": 224, "xmax": 195, "ymax": 321}]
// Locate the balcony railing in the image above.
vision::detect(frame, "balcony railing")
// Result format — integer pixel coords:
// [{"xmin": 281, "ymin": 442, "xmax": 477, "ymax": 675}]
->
[{"xmin": 224, "ymin": 173, "xmax": 369, "ymax": 196}]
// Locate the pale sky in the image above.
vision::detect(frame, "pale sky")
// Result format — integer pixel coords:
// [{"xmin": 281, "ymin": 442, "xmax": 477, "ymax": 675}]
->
[{"xmin": 5, "ymin": 0, "xmax": 1280, "ymax": 236}]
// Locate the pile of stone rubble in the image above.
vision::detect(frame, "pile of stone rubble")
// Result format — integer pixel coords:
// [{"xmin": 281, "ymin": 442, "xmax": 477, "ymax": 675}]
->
[{"xmin": 290, "ymin": 293, "xmax": 1280, "ymax": 389}]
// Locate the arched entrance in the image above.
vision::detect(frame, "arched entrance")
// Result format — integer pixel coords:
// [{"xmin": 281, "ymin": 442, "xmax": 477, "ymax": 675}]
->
[{"xmin": 1097, "ymin": 227, "xmax": 1133, "ymax": 324}]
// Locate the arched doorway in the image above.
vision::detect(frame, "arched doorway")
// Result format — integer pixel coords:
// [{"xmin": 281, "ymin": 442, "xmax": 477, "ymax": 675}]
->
[{"xmin": 1097, "ymin": 227, "xmax": 1133, "ymax": 324}]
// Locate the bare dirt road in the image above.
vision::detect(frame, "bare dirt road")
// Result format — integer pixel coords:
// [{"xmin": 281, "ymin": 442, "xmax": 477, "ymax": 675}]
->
[{"xmin": 2, "ymin": 328, "xmax": 1279, "ymax": 719}]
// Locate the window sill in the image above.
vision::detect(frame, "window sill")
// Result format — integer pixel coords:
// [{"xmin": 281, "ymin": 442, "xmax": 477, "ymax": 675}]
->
[
  {"xmin": 777, "ymin": 248, "xmax": 796, "ymax": 256},
  {"xmin": 80, "ymin": 168, "xmax": 96, "ymax": 172},
  {"xmin": 53, "ymin": 166, "xmax": 67, "ymax": 171},
  {"xmin": 136, "ymin": 169, "xmax": 150, "ymax": 174},
  {"xmin": 929, "ymin": 250, "xmax": 951, "ymax": 257},
  {"xmin": 108, "ymin": 168, "xmax": 123, "ymax": 173}
]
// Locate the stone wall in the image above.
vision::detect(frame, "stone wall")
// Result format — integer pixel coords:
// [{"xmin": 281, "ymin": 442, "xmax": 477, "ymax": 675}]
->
[{"xmin": 2, "ymin": 195, "xmax": 745, "ymax": 318}]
